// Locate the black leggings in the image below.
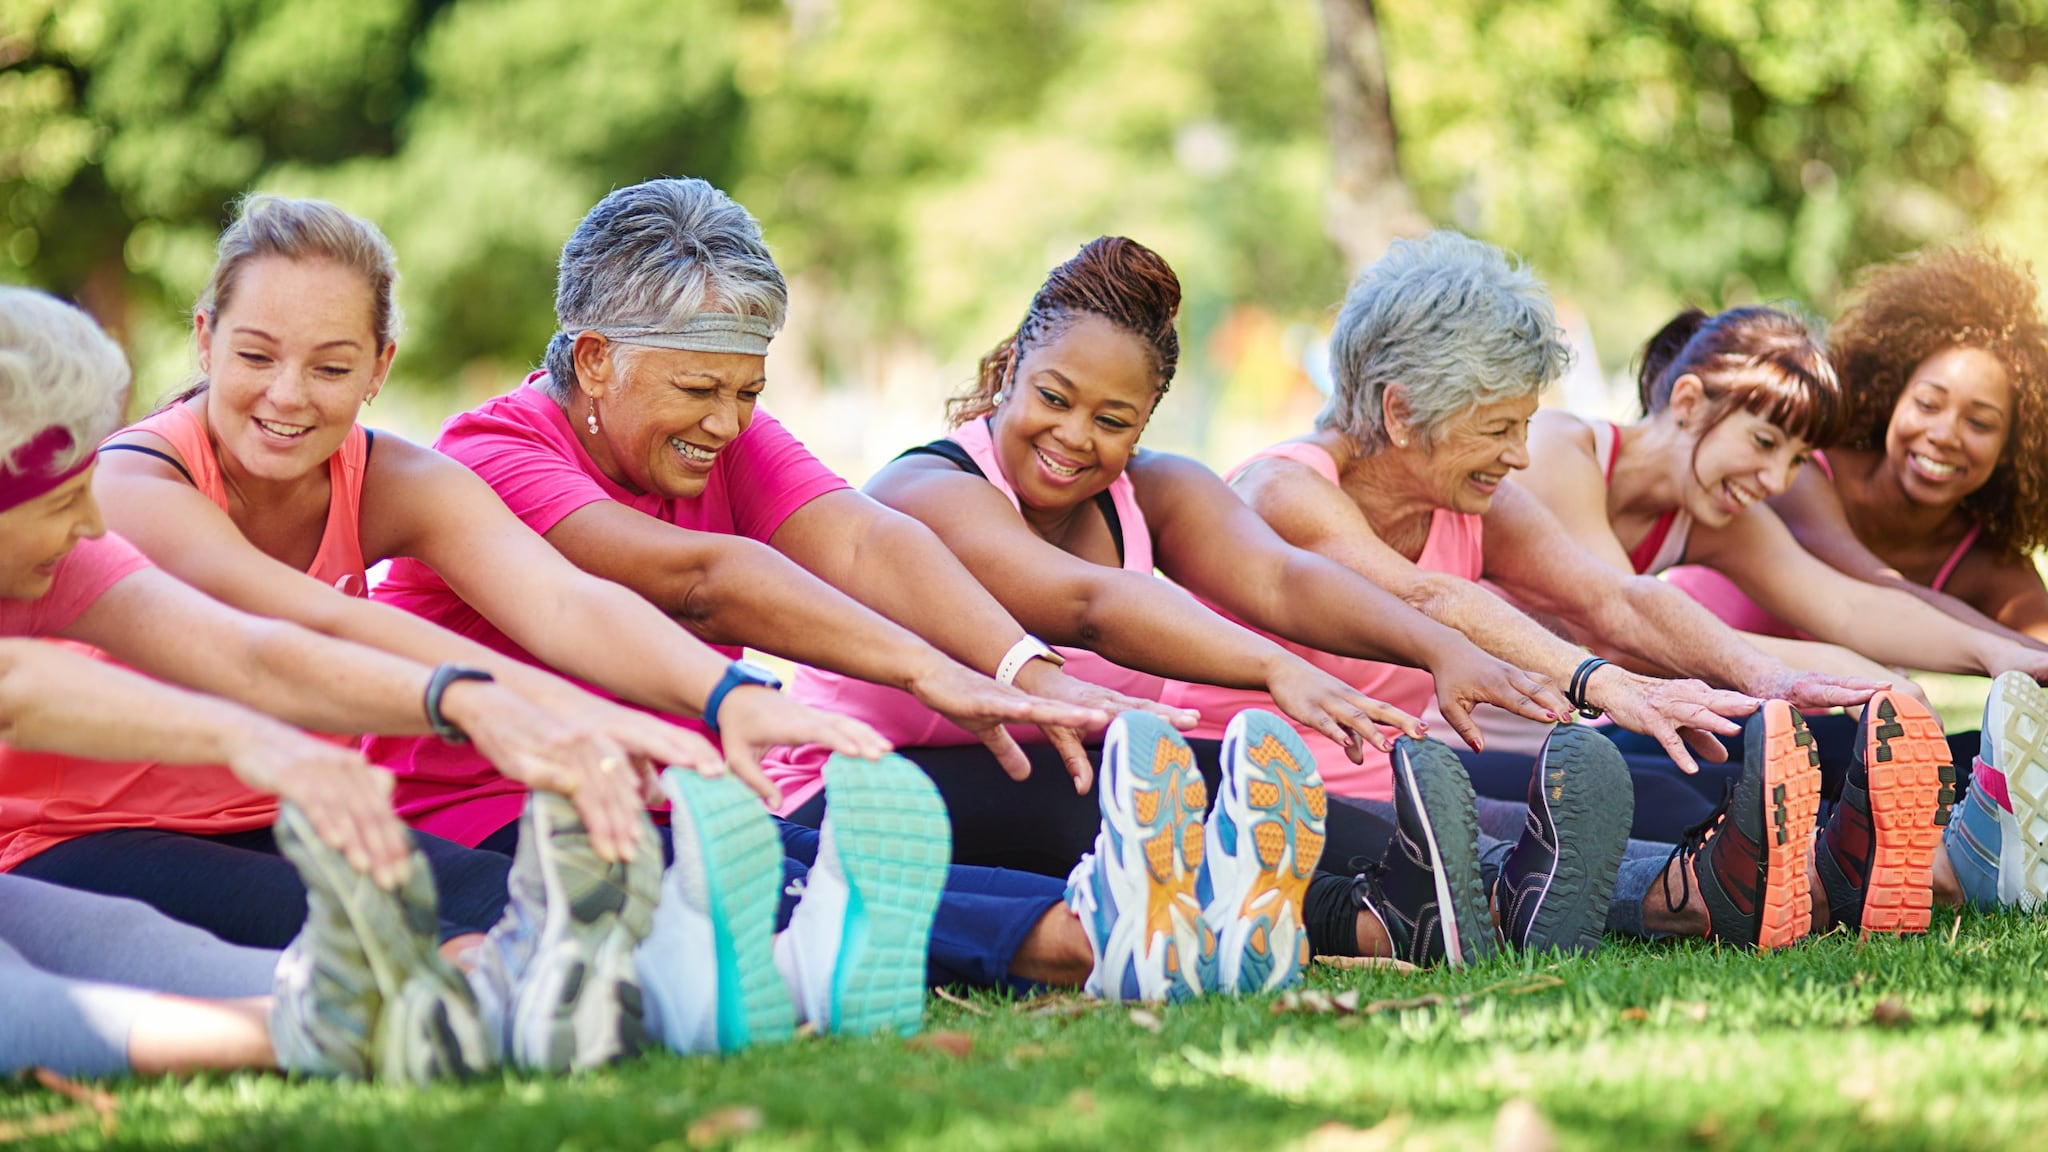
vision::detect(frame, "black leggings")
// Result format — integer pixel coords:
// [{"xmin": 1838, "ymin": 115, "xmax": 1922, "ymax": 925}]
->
[
  {"xmin": 784, "ymin": 739, "xmax": 1399, "ymax": 958},
  {"xmin": 13, "ymin": 826, "xmax": 512, "ymax": 949}
]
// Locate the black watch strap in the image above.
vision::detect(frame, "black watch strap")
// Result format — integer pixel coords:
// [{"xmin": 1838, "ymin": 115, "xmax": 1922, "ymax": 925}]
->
[{"xmin": 424, "ymin": 664, "xmax": 495, "ymax": 745}]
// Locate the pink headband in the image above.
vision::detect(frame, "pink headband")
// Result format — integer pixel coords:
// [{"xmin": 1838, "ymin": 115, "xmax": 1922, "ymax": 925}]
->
[{"xmin": 0, "ymin": 426, "xmax": 89, "ymax": 513}]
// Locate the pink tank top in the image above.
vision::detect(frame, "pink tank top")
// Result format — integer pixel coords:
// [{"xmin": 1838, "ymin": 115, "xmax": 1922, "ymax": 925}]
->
[
  {"xmin": 763, "ymin": 419, "xmax": 1164, "ymax": 815},
  {"xmin": 1591, "ymin": 420, "xmax": 1692, "ymax": 575},
  {"xmin": 0, "ymin": 403, "xmax": 373, "ymax": 870},
  {"xmin": 1666, "ymin": 451, "xmax": 1982, "ymax": 637},
  {"xmin": 1161, "ymin": 441, "xmax": 1484, "ymax": 801}
]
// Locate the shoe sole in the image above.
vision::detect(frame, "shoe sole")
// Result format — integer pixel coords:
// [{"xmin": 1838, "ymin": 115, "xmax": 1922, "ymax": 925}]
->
[
  {"xmin": 1751, "ymin": 703, "xmax": 1823, "ymax": 952},
  {"xmin": 1392, "ymin": 738, "xmax": 1494, "ymax": 965},
  {"xmin": 663, "ymin": 770, "xmax": 796, "ymax": 1049},
  {"xmin": 820, "ymin": 754, "xmax": 952, "ymax": 1034},
  {"xmin": 1855, "ymin": 693, "xmax": 1949, "ymax": 936},
  {"xmin": 1991, "ymin": 672, "xmax": 2048, "ymax": 910},
  {"xmin": 1106, "ymin": 712, "xmax": 1212, "ymax": 1001},
  {"xmin": 1518, "ymin": 726, "xmax": 1632, "ymax": 956},
  {"xmin": 1212, "ymin": 712, "xmax": 1327, "ymax": 994},
  {"xmin": 513, "ymin": 794, "xmax": 662, "ymax": 1072},
  {"xmin": 274, "ymin": 805, "xmax": 491, "ymax": 1083}
]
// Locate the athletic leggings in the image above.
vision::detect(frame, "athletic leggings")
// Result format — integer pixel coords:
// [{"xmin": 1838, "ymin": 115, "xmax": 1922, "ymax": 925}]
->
[
  {"xmin": 0, "ymin": 873, "xmax": 278, "ymax": 1077},
  {"xmin": 783, "ymin": 739, "xmax": 1400, "ymax": 959},
  {"xmin": 14, "ymin": 826, "xmax": 512, "ymax": 949}
]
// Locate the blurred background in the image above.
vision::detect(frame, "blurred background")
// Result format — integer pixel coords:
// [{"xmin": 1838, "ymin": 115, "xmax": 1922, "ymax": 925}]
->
[{"xmin": 7, "ymin": 0, "xmax": 2048, "ymax": 486}]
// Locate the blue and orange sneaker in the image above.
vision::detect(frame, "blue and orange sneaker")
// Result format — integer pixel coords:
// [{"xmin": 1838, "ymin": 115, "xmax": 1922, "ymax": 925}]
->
[
  {"xmin": 1355, "ymin": 736, "xmax": 1493, "ymax": 966},
  {"xmin": 1199, "ymin": 710, "xmax": 1327, "ymax": 995},
  {"xmin": 1493, "ymin": 724, "xmax": 1632, "ymax": 955},
  {"xmin": 1662, "ymin": 700, "xmax": 1822, "ymax": 951},
  {"xmin": 1066, "ymin": 712, "xmax": 1213, "ymax": 1002},
  {"xmin": 1814, "ymin": 692, "xmax": 1948, "ymax": 936},
  {"xmin": 1944, "ymin": 671, "xmax": 2048, "ymax": 910}
]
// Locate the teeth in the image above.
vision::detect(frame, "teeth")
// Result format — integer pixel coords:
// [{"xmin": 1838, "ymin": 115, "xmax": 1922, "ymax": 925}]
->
[
  {"xmin": 669, "ymin": 437, "xmax": 716, "ymax": 462},
  {"xmin": 254, "ymin": 418, "xmax": 311, "ymax": 438},
  {"xmin": 1912, "ymin": 453, "xmax": 1958, "ymax": 478},
  {"xmin": 1036, "ymin": 449, "xmax": 1080, "ymax": 478}
]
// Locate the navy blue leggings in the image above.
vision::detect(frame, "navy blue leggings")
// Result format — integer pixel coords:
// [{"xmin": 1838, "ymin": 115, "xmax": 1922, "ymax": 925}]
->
[
  {"xmin": 477, "ymin": 816, "xmax": 1062, "ymax": 992},
  {"xmin": 13, "ymin": 825, "xmax": 511, "ymax": 949}
]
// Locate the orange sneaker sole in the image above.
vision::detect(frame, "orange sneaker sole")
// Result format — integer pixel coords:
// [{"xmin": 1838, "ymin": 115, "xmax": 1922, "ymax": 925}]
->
[
  {"xmin": 1757, "ymin": 703, "xmax": 1823, "ymax": 951},
  {"xmin": 1856, "ymin": 693, "xmax": 1948, "ymax": 937}
]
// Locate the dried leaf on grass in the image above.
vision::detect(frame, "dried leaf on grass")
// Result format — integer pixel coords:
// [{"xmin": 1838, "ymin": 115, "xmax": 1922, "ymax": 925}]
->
[
  {"xmin": 932, "ymin": 987, "xmax": 990, "ymax": 1016},
  {"xmin": 1871, "ymin": 998, "xmax": 1913, "ymax": 1028},
  {"xmin": 1024, "ymin": 994, "xmax": 1104, "ymax": 1019},
  {"xmin": 1273, "ymin": 974, "xmax": 1563, "ymax": 1019},
  {"xmin": 684, "ymin": 1105, "xmax": 763, "ymax": 1148},
  {"xmin": 1492, "ymin": 1098, "xmax": 1555, "ymax": 1152},
  {"xmin": 908, "ymin": 1031, "xmax": 975, "ymax": 1058},
  {"xmin": 1128, "ymin": 1009, "xmax": 1163, "ymax": 1033},
  {"xmin": 1618, "ymin": 1007, "xmax": 1649, "ymax": 1023},
  {"xmin": 0, "ymin": 1071, "xmax": 119, "ymax": 1145},
  {"xmin": 1313, "ymin": 956, "xmax": 1420, "ymax": 974},
  {"xmin": 1300, "ymin": 1114, "xmax": 1407, "ymax": 1152}
]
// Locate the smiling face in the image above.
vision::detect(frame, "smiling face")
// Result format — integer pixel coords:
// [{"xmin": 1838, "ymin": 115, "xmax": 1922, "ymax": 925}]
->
[
  {"xmin": 1882, "ymin": 345, "xmax": 2012, "ymax": 509},
  {"xmin": 1672, "ymin": 400, "xmax": 1815, "ymax": 527},
  {"xmin": 988, "ymin": 314, "xmax": 1159, "ymax": 514},
  {"xmin": 1394, "ymin": 392, "xmax": 1538, "ymax": 514},
  {"xmin": 196, "ymin": 257, "xmax": 393, "ymax": 484},
  {"xmin": 0, "ymin": 467, "xmax": 104, "ymax": 600},
  {"xmin": 578, "ymin": 339, "xmax": 766, "ymax": 500}
]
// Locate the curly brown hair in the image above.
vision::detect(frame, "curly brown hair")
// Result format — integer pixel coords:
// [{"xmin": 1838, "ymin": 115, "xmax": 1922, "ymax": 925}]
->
[{"xmin": 1830, "ymin": 244, "xmax": 2048, "ymax": 555}]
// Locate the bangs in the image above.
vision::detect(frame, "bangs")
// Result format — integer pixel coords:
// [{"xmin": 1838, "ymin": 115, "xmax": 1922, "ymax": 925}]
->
[{"xmin": 1718, "ymin": 353, "xmax": 1846, "ymax": 447}]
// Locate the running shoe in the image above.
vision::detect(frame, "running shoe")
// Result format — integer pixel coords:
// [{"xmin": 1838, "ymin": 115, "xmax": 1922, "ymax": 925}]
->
[
  {"xmin": 781, "ymin": 754, "xmax": 950, "ymax": 1035},
  {"xmin": 1066, "ymin": 712, "xmax": 1213, "ymax": 1002},
  {"xmin": 1661, "ymin": 700, "xmax": 1822, "ymax": 951},
  {"xmin": 1200, "ymin": 710, "xmax": 1327, "ymax": 994},
  {"xmin": 271, "ymin": 803, "xmax": 492, "ymax": 1083},
  {"xmin": 638, "ymin": 768, "xmax": 793, "ymax": 1054},
  {"xmin": 1814, "ymin": 692, "xmax": 1949, "ymax": 936},
  {"xmin": 1493, "ymin": 725, "xmax": 1632, "ymax": 955},
  {"xmin": 1355, "ymin": 736, "xmax": 1493, "ymax": 967},
  {"xmin": 484, "ymin": 791, "xmax": 662, "ymax": 1072},
  {"xmin": 1945, "ymin": 671, "xmax": 2048, "ymax": 910}
]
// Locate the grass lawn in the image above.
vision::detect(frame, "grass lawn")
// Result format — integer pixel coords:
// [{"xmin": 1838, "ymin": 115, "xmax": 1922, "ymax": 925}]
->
[{"xmin": 7, "ymin": 908, "xmax": 2048, "ymax": 1152}]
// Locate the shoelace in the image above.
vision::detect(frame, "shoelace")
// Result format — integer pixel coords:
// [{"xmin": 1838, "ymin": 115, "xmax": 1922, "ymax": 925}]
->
[{"xmin": 1660, "ymin": 781, "xmax": 1737, "ymax": 915}]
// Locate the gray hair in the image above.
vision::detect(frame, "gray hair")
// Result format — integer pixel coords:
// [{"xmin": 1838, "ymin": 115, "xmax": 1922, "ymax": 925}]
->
[
  {"xmin": 0, "ymin": 288, "xmax": 131, "ymax": 474},
  {"xmin": 1319, "ymin": 231, "xmax": 1572, "ymax": 450},
  {"xmin": 540, "ymin": 178, "xmax": 788, "ymax": 400}
]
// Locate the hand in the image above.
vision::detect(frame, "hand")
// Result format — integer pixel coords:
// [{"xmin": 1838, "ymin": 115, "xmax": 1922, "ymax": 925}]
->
[
  {"xmin": 1988, "ymin": 643, "xmax": 2048, "ymax": 684},
  {"xmin": 223, "ymin": 721, "xmax": 413, "ymax": 890},
  {"xmin": 441, "ymin": 681, "xmax": 673, "ymax": 865},
  {"xmin": 713, "ymin": 685, "xmax": 892, "ymax": 806},
  {"xmin": 902, "ymin": 657, "xmax": 1109, "ymax": 788},
  {"xmin": 1265, "ymin": 656, "xmax": 1422, "ymax": 763},
  {"xmin": 1588, "ymin": 667, "xmax": 1757, "ymax": 775},
  {"xmin": 1011, "ymin": 660, "xmax": 1200, "ymax": 794},
  {"xmin": 1744, "ymin": 665, "xmax": 1886, "ymax": 711},
  {"xmin": 1427, "ymin": 645, "xmax": 1567, "ymax": 754}
]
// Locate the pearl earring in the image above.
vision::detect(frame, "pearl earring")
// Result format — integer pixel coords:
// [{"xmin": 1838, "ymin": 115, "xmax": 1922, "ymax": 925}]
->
[
  {"xmin": 992, "ymin": 389, "xmax": 1007, "ymax": 406},
  {"xmin": 586, "ymin": 408, "xmax": 600, "ymax": 436}
]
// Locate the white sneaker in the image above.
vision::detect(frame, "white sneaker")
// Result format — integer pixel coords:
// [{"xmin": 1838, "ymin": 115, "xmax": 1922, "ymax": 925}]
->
[
  {"xmin": 271, "ymin": 803, "xmax": 492, "ymax": 1083},
  {"xmin": 781, "ymin": 754, "xmax": 949, "ymax": 1035},
  {"xmin": 1201, "ymin": 710, "xmax": 1326, "ymax": 994},
  {"xmin": 1980, "ymin": 671, "xmax": 2048, "ymax": 909},
  {"xmin": 1065, "ymin": 712, "xmax": 1212, "ymax": 1003},
  {"xmin": 638, "ymin": 768, "xmax": 792, "ymax": 1054},
  {"xmin": 483, "ymin": 791, "xmax": 661, "ymax": 1071}
]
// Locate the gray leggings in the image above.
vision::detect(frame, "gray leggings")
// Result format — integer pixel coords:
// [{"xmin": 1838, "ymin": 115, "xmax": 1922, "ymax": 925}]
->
[
  {"xmin": 1344, "ymin": 796, "xmax": 1676, "ymax": 941},
  {"xmin": 0, "ymin": 873, "xmax": 277, "ymax": 1077}
]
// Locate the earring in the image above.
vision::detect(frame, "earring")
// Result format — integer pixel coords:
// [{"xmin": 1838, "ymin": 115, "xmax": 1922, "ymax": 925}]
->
[
  {"xmin": 586, "ymin": 407, "xmax": 600, "ymax": 436},
  {"xmin": 992, "ymin": 389, "xmax": 1007, "ymax": 406},
  {"xmin": 1677, "ymin": 419, "xmax": 1688, "ymax": 429}
]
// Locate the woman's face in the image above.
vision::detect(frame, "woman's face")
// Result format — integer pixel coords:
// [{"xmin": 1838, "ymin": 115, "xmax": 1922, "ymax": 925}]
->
[
  {"xmin": 989, "ymin": 314, "xmax": 1158, "ymax": 514},
  {"xmin": 584, "ymin": 342, "xmax": 765, "ymax": 500},
  {"xmin": 195, "ymin": 257, "xmax": 393, "ymax": 484},
  {"xmin": 1679, "ymin": 404, "xmax": 1814, "ymax": 527},
  {"xmin": 1883, "ymin": 345, "xmax": 2012, "ymax": 509},
  {"xmin": 1395, "ymin": 393, "xmax": 1538, "ymax": 515},
  {"xmin": 0, "ymin": 467, "xmax": 104, "ymax": 600}
]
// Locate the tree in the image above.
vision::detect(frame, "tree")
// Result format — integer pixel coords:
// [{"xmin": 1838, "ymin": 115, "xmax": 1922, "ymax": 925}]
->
[{"xmin": 1318, "ymin": 0, "xmax": 1429, "ymax": 274}]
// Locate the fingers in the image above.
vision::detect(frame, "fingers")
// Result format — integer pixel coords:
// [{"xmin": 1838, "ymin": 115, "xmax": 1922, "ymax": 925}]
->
[
  {"xmin": 1651, "ymin": 724, "xmax": 1701, "ymax": 775},
  {"xmin": 825, "ymin": 717, "xmax": 892, "ymax": 761},
  {"xmin": 981, "ymin": 726, "xmax": 1033, "ymax": 782},
  {"xmin": 1046, "ymin": 726, "xmax": 1095, "ymax": 794},
  {"xmin": 1359, "ymin": 697, "xmax": 1421, "ymax": 744},
  {"xmin": 1679, "ymin": 725, "xmax": 1731, "ymax": 764},
  {"xmin": 1518, "ymin": 673, "xmax": 1571, "ymax": 722},
  {"xmin": 1437, "ymin": 695, "xmax": 1486, "ymax": 755},
  {"xmin": 721, "ymin": 740, "xmax": 784, "ymax": 809},
  {"xmin": 1140, "ymin": 699, "xmax": 1200, "ymax": 730}
]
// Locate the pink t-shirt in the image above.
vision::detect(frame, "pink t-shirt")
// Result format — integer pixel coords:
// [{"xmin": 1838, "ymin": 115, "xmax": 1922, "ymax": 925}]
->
[
  {"xmin": 764, "ymin": 418, "xmax": 1164, "ymax": 815},
  {"xmin": 1160, "ymin": 441, "xmax": 1483, "ymax": 801},
  {"xmin": 0, "ymin": 533, "xmax": 149, "ymax": 639},
  {"xmin": 367, "ymin": 375, "xmax": 849, "ymax": 846}
]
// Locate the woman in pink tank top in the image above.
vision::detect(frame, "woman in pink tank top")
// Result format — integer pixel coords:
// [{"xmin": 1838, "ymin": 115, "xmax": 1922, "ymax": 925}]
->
[
  {"xmin": 1516, "ymin": 304, "xmax": 2048, "ymax": 689},
  {"xmin": 1666, "ymin": 245, "xmax": 2048, "ymax": 647}
]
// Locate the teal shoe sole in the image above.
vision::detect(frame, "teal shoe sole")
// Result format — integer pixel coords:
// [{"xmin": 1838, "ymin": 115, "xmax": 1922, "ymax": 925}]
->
[
  {"xmin": 666, "ymin": 771, "xmax": 795, "ymax": 1050},
  {"xmin": 822, "ymin": 754, "xmax": 951, "ymax": 1035}
]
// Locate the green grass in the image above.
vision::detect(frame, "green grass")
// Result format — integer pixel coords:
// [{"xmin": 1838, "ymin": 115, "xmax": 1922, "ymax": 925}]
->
[{"xmin": 10, "ymin": 912, "xmax": 2048, "ymax": 1151}]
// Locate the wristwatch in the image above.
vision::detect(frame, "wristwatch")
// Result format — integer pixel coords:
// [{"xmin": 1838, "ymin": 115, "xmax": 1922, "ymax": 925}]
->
[{"xmin": 703, "ymin": 659, "xmax": 784, "ymax": 735}]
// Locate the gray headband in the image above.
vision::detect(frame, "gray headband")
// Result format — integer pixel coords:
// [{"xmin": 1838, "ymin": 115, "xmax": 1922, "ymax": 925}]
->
[{"xmin": 579, "ymin": 313, "xmax": 777, "ymax": 357}]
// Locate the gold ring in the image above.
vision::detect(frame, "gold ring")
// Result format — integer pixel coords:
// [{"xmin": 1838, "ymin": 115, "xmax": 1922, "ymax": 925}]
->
[{"xmin": 598, "ymin": 756, "xmax": 625, "ymax": 776}]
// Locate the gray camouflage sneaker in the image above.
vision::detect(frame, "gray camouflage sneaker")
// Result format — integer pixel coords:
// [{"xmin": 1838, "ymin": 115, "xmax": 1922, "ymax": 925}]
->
[{"xmin": 270, "ymin": 803, "xmax": 493, "ymax": 1083}]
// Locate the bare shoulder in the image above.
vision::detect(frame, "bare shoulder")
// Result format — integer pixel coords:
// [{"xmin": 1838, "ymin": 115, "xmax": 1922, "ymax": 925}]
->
[{"xmin": 1527, "ymin": 408, "xmax": 1599, "ymax": 459}]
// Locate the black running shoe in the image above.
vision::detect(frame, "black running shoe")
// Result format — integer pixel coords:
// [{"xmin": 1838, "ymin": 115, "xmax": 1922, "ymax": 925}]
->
[
  {"xmin": 1661, "ymin": 700, "xmax": 1821, "ymax": 951},
  {"xmin": 1493, "ymin": 725, "xmax": 1632, "ymax": 955},
  {"xmin": 1356, "ymin": 737, "xmax": 1494, "ymax": 966}
]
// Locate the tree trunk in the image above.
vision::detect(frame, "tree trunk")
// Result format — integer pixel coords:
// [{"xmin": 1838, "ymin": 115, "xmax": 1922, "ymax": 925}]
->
[{"xmin": 1319, "ymin": 0, "xmax": 1430, "ymax": 275}]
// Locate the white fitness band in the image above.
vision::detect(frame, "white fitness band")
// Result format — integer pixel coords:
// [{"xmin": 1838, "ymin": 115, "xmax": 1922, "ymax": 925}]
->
[{"xmin": 997, "ymin": 635, "xmax": 1065, "ymax": 686}]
